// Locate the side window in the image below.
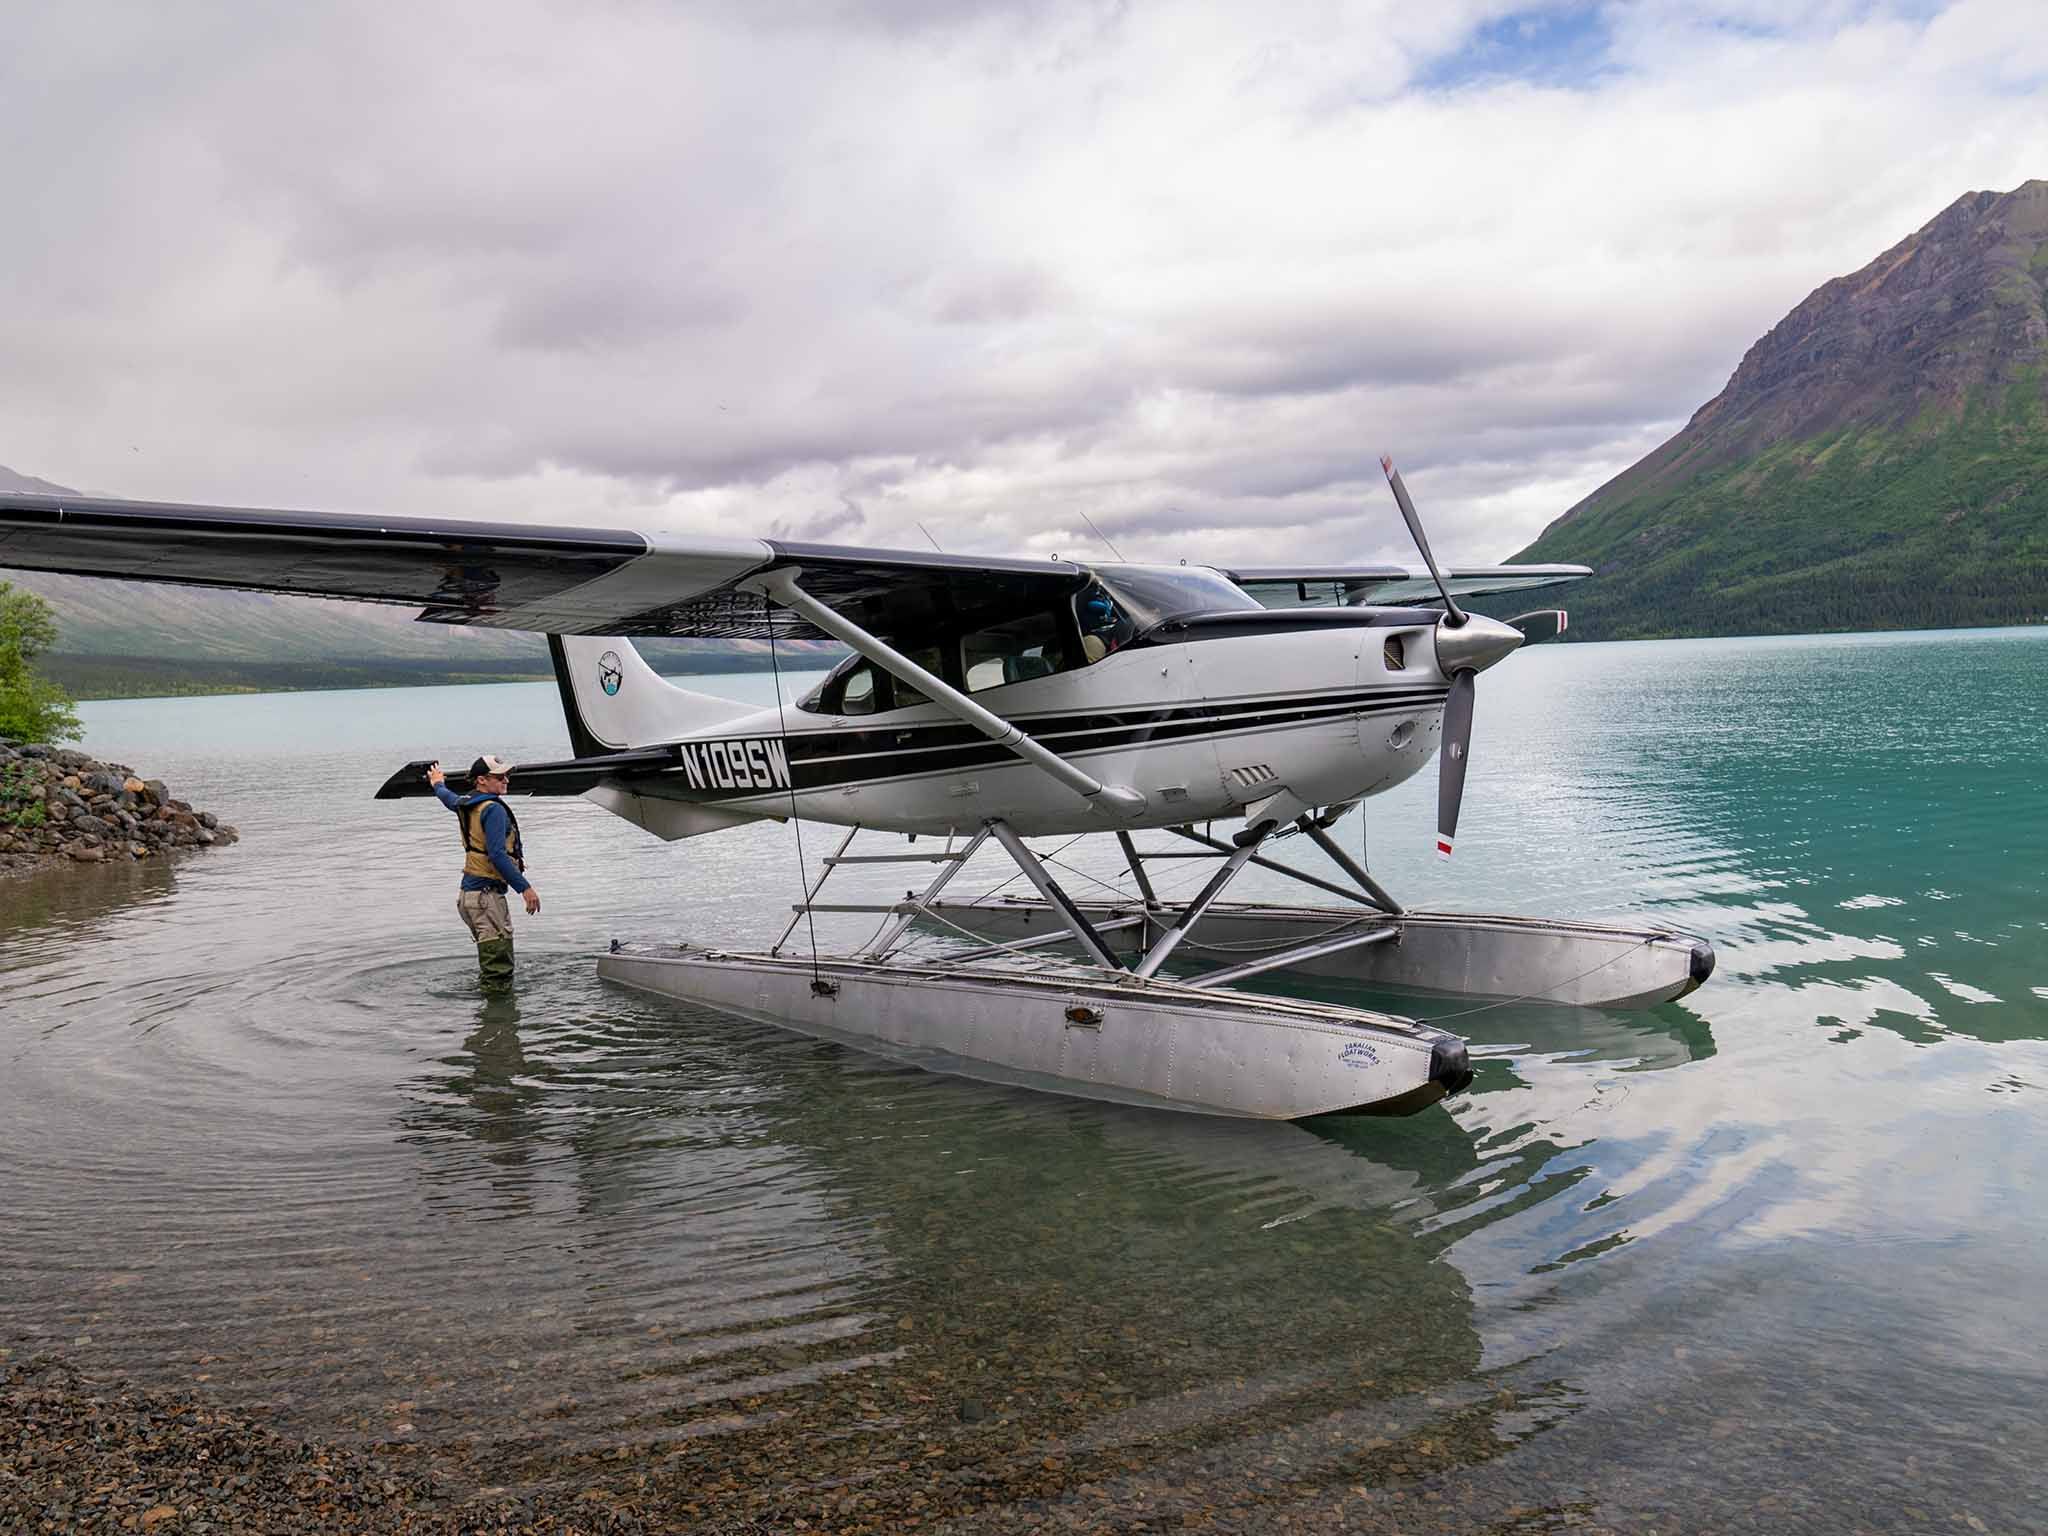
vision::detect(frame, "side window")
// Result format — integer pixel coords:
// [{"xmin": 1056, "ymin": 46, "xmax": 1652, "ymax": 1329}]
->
[
  {"xmin": 838, "ymin": 664, "xmax": 879, "ymax": 716},
  {"xmin": 962, "ymin": 611, "xmax": 1073, "ymax": 693},
  {"xmin": 1074, "ymin": 584, "xmax": 1137, "ymax": 663},
  {"xmin": 805, "ymin": 649, "xmax": 948, "ymax": 715}
]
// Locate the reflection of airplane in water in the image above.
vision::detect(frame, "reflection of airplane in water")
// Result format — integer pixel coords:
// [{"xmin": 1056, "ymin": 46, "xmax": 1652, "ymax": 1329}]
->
[
  {"xmin": 390, "ymin": 994, "xmax": 1617, "ymax": 1518},
  {"xmin": 1259, "ymin": 977, "xmax": 1718, "ymax": 1078}
]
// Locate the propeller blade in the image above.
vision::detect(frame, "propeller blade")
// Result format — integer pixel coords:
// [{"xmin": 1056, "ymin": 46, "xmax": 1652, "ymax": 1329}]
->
[
  {"xmin": 1436, "ymin": 668, "xmax": 1476, "ymax": 860},
  {"xmin": 1380, "ymin": 455, "xmax": 1467, "ymax": 626}
]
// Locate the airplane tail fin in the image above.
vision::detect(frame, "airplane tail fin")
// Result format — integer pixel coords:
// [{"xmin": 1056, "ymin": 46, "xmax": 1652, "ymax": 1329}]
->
[
  {"xmin": 546, "ymin": 635, "xmax": 754, "ymax": 752},
  {"xmin": 374, "ymin": 639, "xmax": 768, "ymax": 841}
]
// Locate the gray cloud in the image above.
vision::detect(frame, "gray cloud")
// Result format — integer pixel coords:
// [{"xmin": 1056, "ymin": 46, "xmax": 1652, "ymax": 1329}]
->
[
  {"xmin": 0, "ymin": 0, "xmax": 2042, "ymax": 572},
  {"xmin": 493, "ymin": 275, "xmax": 747, "ymax": 354}
]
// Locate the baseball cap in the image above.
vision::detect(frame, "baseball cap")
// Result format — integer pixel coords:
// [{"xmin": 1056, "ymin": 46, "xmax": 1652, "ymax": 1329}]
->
[{"xmin": 469, "ymin": 754, "xmax": 513, "ymax": 778}]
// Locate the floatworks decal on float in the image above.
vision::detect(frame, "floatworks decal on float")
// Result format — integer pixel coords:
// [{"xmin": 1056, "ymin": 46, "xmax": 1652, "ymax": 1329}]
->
[
  {"xmin": 678, "ymin": 737, "xmax": 793, "ymax": 793},
  {"xmin": 1339, "ymin": 1042, "xmax": 1381, "ymax": 1069}
]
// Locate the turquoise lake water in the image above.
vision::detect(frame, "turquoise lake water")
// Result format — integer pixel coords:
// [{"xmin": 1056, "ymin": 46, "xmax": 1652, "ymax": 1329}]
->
[{"xmin": 2, "ymin": 627, "xmax": 2045, "ymax": 1530}]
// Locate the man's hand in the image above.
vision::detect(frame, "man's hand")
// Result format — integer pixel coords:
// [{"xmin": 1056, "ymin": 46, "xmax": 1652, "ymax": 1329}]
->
[
  {"xmin": 427, "ymin": 761, "xmax": 445, "ymax": 787},
  {"xmin": 523, "ymin": 887, "xmax": 541, "ymax": 915}
]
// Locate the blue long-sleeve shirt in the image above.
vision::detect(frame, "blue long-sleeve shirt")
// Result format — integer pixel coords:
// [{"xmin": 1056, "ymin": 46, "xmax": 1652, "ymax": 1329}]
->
[{"xmin": 435, "ymin": 783, "xmax": 529, "ymax": 893}]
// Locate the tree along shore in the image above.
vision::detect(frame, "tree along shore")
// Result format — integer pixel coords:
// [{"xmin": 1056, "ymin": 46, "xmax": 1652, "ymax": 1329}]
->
[{"xmin": 0, "ymin": 739, "xmax": 238, "ymax": 879}]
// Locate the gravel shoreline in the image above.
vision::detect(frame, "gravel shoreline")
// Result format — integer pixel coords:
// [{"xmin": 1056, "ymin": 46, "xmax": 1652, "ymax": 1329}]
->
[
  {"xmin": 0, "ymin": 1356, "xmax": 668, "ymax": 1535},
  {"xmin": 1, "ymin": 1339, "xmax": 1562, "ymax": 1535}
]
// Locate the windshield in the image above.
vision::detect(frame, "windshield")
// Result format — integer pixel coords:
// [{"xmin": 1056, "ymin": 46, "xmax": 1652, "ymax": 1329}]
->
[{"xmin": 1094, "ymin": 565, "xmax": 1263, "ymax": 628}]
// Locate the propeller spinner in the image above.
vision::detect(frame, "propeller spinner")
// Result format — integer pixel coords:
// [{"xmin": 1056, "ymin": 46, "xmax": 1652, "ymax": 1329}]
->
[{"xmin": 1379, "ymin": 456, "xmax": 1522, "ymax": 859}]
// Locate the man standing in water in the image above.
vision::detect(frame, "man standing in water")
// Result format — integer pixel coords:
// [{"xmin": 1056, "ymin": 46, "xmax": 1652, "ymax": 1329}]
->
[{"xmin": 427, "ymin": 756, "xmax": 539, "ymax": 989}]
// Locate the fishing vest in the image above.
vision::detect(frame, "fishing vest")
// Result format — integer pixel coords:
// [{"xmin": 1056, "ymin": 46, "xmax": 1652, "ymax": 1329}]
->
[{"xmin": 459, "ymin": 794, "xmax": 525, "ymax": 884}]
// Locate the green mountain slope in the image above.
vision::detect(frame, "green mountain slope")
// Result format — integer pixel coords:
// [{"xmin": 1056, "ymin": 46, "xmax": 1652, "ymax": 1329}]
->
[{"xmin": 1516, "ymin": 181, "xmax": 2048, "ymax": 639}]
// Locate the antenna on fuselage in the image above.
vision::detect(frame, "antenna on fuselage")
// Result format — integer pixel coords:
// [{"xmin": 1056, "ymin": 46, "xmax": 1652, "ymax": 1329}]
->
[
  {"xmin": 1077, "ymin": 510, "xmax": 1125, "ymax": 562},
  {"xmin": 915, "ymin": 521, "xmax": 945, "ymax": 553}
]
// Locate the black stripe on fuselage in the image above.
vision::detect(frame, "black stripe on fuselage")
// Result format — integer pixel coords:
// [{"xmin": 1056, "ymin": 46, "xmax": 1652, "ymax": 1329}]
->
[
  {"xmin": 778, "ymin": 684, "xmax": 1449, "ymax": 763},
  {"xmin": 640, "ymin": 687, "xmax": 1446, "ymax": 799}
]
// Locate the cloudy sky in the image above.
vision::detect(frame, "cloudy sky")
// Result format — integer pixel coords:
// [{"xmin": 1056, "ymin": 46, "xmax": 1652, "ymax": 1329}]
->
[{"xmin": 3, "ymin": 0, "xmax": 2043, "ymax": 567}]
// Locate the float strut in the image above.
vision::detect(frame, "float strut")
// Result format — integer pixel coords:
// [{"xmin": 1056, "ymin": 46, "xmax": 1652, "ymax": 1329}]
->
[
  {"xmin": 984, "ymin": 821, "xmax": 1127, "ymax": 970},
  {"xmin": 1132, "ymin": 819, "xmax": 1280, "ymax": 979},
  {"xmin": 773, "ymin": 824, "xmax": 861, "ymax": 955},
  {"xmin": 1116, "ymin": 831, "xmax": 1162, "ymax": 908},
  {"xmin": 859, "ymin": 826, "xmax": 990, "ymax": 959},
  {"xmin": 1187, "ymin": 923, "xmax": 1399, "ymax": 989},
  {"xmin": 931, "ymin": 914, "xmax": 1149, "ymax": 969},
  {"xmin": 1166, "ymin": 826, "xmax": 1384, "ymax": 908},
  {"xmin": 1292, "ymin": 815, "xmax": 1403, "ymax": 914}
]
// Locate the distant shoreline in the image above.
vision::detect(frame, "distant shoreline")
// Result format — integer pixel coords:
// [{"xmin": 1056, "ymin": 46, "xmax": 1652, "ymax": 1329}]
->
[{"xmin": 44, "ymin": 650, "xmax": 843, "ymax": 701}]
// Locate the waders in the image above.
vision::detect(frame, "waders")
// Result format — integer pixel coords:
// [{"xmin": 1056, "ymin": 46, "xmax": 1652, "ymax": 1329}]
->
[{"xmin": 476, "ymin": 937, "xmax": 516, "ymax": 991}]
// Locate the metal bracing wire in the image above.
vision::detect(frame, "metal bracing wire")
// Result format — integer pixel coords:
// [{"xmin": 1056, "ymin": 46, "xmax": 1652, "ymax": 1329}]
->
[{"xmin": 764, "ymin": 598, "xmax": 822, "ymax": 981}]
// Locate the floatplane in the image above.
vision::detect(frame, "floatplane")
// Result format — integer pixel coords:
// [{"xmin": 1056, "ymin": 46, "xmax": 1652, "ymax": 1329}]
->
[{"xmin": 0, "ymin": 461, "xmax": 1712, "ymax": 1120}]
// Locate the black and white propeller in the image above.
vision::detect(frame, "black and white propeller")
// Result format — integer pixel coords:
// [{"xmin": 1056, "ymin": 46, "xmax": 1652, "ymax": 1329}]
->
[{"xmin": 1379, "ymin": 455, "xmax": 1523, "ymax": 860}]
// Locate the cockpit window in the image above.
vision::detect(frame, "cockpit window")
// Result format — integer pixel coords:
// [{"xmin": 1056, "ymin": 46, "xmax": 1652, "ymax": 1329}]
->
[
  {"xmin": 1093, "ymin": 565, "xmax": 1263, "ymax": 629},
  {"xmin": 962, "ymin": 610, "xmax": 1074, "ymax": 693}
]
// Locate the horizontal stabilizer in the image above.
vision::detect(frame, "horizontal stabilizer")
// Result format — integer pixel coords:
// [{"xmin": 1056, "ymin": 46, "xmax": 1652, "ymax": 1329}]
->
[{"xmin": 373, "ymin": 747, "xmax": 679, "ymax": 801}]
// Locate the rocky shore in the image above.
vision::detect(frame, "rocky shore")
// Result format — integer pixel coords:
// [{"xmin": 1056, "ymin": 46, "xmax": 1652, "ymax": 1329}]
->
[{"xmin": 0, "ymin": 741, "xmax": 238, "ymax": 880}]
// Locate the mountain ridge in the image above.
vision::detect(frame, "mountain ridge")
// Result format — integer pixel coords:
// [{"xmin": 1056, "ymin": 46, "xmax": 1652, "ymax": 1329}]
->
[{"xmin": 1517, "ymin": 180, "xmax": 2048, "ymax": 638}]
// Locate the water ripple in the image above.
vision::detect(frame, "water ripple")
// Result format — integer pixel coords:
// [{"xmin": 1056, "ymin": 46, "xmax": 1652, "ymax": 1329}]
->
[{"xmin": 4, "ymin": 640, "xmax": 2046, "ymax": 1527}]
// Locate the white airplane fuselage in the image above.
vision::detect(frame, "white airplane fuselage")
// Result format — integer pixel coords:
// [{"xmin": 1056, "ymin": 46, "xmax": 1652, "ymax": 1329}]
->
[{"xmin": 579, "ymin": 619, "xmax": 1450, "ymax": 839}]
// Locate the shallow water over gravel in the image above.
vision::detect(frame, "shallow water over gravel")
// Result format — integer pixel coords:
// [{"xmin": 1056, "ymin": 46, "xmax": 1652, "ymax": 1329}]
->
[{"xmin": 4, "ymin": 629, "xmax": 2046, "ymax": 1530}]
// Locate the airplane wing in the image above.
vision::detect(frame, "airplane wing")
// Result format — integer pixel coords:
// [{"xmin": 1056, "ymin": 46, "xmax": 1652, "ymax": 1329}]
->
[
  {"xmin": 0, "ymin": 490, "xmax": 1088, "ymax": 642},
  {"xmin": 1216, "ymin": 563, "xmax": 1591, "ymax": 609},
  {"xmin": 0, "ymin": 486, "xmax": 1579, "ymax": 639}
]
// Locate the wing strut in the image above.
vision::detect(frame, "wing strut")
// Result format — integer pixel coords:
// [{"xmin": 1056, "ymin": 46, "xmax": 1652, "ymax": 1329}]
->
[{"xmin": 746, "ymin": 569, "xmax": 1146, "ymax": 821}]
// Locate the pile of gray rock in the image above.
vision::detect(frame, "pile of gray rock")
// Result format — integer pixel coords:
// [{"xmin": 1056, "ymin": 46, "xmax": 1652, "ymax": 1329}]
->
[{"xmin": 0, "ymin": 740, "xmax": 239, "ymax": 878}]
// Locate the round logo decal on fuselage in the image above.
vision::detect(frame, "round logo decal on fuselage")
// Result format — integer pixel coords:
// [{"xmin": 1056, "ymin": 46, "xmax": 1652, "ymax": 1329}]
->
[{"xmin": 598, "ymin": 650, "xmax": 624, "ymax": 697}]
